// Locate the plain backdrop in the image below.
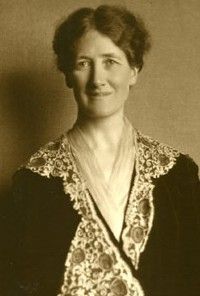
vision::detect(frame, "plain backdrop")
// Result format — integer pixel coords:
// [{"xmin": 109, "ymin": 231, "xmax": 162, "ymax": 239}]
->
[{"xmin": 0, "ymin": 0, "xmax": 200, "ymax": 198}]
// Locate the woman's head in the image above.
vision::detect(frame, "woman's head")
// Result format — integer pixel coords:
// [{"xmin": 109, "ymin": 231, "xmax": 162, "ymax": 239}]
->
[
  {"xmin": 53, "ymin": 5, "xmax": 151, "ymax": 119},
  {"xmin": 53, "ymin": 5, "xmax": 151, "ymax": 75}
]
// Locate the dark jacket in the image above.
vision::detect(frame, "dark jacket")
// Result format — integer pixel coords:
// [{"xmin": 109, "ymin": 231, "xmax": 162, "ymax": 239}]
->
[{"xmin": 1, "ymin": 132, "xmax": 200, "ymax": 296}]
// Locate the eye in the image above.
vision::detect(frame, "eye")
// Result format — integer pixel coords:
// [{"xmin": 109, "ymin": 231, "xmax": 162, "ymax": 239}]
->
[
  {"xmin": 75, "ymin": 60, "xmax": 91, "ymax": 70},
  {"xmin": 104, "ymin": 58, "xmax": 118, "ymax": 67}
]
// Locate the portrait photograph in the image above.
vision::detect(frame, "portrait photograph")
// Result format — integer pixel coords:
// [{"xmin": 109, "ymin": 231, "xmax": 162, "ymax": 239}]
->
[{"xmin": 0, "ymin": 1, "xmax": 200, "ymax": 295}]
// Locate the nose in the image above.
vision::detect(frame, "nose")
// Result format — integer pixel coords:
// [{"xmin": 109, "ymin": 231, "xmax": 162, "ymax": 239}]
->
[{"xmin": 89, "ymin": 61, "xmax": 106, "ymax": 87}]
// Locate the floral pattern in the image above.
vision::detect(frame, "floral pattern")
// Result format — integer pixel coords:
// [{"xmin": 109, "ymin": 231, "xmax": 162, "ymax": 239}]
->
[
  {"xmin": 122, "ymin": 133, "xmax": 179, "ymax": 269},
  {"xmin": 25, "ymin": 131, "xmax": 180, "ymax": 295}
]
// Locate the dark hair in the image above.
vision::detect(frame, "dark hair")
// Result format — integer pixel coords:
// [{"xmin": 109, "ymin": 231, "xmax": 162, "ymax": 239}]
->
[{"xmin": 53, "ymin": 5, "xmax": 151, "ymax": 74}]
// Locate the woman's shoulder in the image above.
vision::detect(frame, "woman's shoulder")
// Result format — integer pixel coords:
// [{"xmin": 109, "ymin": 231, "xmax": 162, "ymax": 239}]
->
[
  {"xmin": 135, "ymin": 130, "xmax": 199, "ymax": 181},
  {"xmin": 17, "ymin": 134, "xmax": 71, "ymax": 179},
  {"xmin": 11, "ymin": 135, "xmax": 75, "ymax": 212},
  {"xmin": 12, "ymin": 136, "xmax": 67, "ymax": 198}
]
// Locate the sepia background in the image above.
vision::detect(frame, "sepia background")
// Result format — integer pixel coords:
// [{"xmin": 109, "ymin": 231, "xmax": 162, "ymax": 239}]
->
[{"xmin": 1, "ymin": 0, "xmax": 200, "ymax": 199}]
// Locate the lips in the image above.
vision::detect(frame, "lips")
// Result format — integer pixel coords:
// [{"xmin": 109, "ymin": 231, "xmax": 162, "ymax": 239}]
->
[{"xmin": 87, "ymin": 91, "xmax": 112, "ymax": 97}]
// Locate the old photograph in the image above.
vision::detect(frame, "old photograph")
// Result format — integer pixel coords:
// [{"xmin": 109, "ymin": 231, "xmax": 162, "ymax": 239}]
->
[{"xmin": 0, "ymin": 1, "xmax": 200, "ymax": 295}]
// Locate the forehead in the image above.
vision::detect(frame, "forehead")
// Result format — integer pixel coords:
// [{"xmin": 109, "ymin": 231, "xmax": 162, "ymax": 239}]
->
[{"xmin": 74, "ymin": 30, "xmax": 127, "ymax": 59}]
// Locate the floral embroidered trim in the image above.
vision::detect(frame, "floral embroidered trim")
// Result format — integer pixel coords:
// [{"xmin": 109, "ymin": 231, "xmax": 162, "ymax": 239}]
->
[
  {"xmin": 58, "ymin": 210, "xmax": 144, "ymax": 296},
  {"xmin": 122, "ymin": 131, "xmax": 180, "ymax": 269},
  {"xmin": 25, "ymin": 131, "xmax": 180, "ymax": 294}
]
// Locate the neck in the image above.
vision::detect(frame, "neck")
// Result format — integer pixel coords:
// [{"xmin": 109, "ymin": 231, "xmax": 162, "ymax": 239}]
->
[{"xmin": 75, "ymin": 110, "xmax": 125, "ymax": 150}]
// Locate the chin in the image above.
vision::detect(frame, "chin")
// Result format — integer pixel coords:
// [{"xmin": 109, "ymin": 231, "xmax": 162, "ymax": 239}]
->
[{"xmin": 81, "ymin": 107, "xmax": 121, "ymax": 120}]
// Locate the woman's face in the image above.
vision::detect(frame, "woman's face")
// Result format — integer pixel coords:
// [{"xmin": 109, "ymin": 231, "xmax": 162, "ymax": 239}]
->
[{"xmin": 68, "ymin": 30, "xmax": 138, "ymax": 119}]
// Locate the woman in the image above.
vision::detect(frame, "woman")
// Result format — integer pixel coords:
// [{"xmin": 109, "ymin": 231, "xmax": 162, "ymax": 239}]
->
[{"xmin": 2, "ymin": 5, "xmax": 200, "ymax": 296}]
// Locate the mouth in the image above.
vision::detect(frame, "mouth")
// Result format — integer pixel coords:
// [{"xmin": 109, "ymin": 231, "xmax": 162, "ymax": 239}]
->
[{"xmin": 87, "ymin": 91, "xmax": 112, "ymax": 97}]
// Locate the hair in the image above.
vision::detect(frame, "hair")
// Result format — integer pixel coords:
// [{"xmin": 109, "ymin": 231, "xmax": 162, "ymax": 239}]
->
[{"xmin": 53, "ymin": 5, "xmax": 151, "ymax": 74}]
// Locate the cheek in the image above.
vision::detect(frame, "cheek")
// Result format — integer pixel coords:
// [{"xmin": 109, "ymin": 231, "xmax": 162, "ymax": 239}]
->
[
  {"xmin": 111, "ymin": 76, "xmax": 131, "ymax": 92},
  {"xmin": 72, "ymin": 72, "xmax": 89, "ymax": 90},
  {"xmin": 109, "ymin": 68, "xmax": 132, "ymax": 91}
]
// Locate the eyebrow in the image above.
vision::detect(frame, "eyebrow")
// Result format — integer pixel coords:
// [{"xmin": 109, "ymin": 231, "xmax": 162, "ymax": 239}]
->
[
  {"xmin": 101, "ymin": 53, "xmax": 122, "ymax": 59},
  {"xmin": 76, "ymin": 53, "xmax": 122, "ymax": 60}
]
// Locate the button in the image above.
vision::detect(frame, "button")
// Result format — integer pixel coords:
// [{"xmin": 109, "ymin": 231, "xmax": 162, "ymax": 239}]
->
[
  {"xmin": 110, "ymin": 278, "xmax": 127, "ymax": 295},
  {"xmin": 159, "ymin": 154, "xmax": 170, "ymax": 166},
  {"xmin": 130, "ymin": 226, "xmax": 144, "ymax": 243},
  {"xmin": 71, "ymin": 248, "xmax": 85, "ymax": 264},
  {"xmin": 99, "ymin": 253, "xmax": 113, "ymax": 270},
  {"xmin": 30, "ymin": 157, "xmax": 46, "ymax": 167},
  {"xmin": 138, "ymin": 199, "xmax": 150, "ymax": 215}
]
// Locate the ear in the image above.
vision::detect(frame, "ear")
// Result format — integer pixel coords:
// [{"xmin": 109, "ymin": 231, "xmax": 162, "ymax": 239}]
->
[
  {"xmin": 129, "ymin": 67, "xmax": 138, "ymax": 87},
  {"xmin": 65, "ymin": 73, "xmax": 73, "ymax": 89}
]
